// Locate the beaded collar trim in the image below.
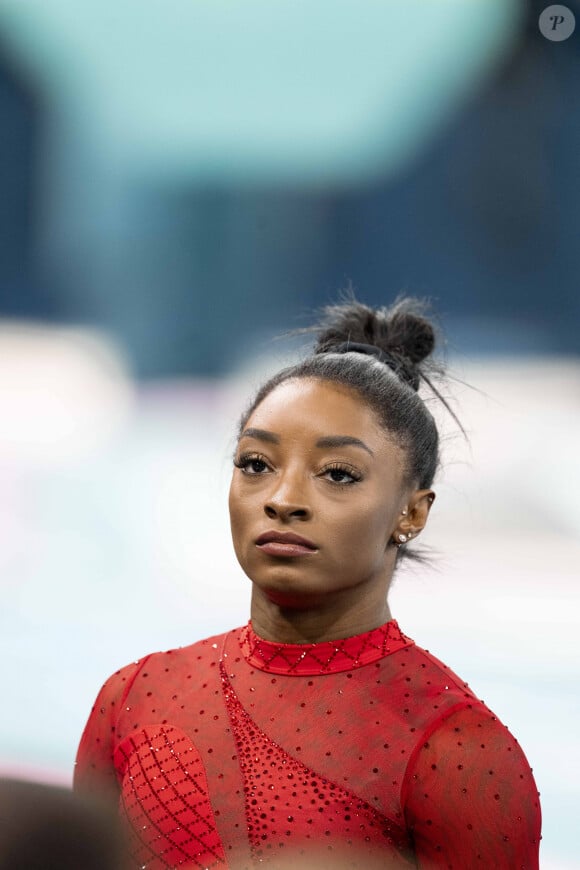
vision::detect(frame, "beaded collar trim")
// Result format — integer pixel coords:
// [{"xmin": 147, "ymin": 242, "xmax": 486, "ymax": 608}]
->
[{"xmin": 238, "ymin": 620, "xmax": 413, "ymax": 676}]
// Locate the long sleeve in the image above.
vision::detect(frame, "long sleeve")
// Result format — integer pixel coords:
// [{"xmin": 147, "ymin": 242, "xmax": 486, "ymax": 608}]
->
[
  {"xmin": 71, "ymin": 624, "xmax": 542, "ymax": 869},
  {"xmin": 73, "ymin": 658, "xmax": 150, "ymax": 803},
  {"xmin": 402, "ymin": 703, "xmax": 541, "ymax": 869}
]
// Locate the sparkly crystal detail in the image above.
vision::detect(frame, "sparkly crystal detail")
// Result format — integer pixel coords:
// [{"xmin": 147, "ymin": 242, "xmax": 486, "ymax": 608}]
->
[
  {"xmin": 114, "ymin": 725, "xmax": 227, "ymax": 869},
  {"xmin": 74, "ymin": 624, "xmax": 541, "ymax": 868},
  {"xmin": 239, "ymin": 620, "xmax": 412, "ymax": 676},
  {"xmin": 220, "ymin": 662, "xmax": 414, "ymax": 866}
]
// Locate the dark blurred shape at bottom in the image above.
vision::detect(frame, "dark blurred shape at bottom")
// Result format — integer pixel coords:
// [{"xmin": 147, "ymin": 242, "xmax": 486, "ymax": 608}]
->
[{"xmin": 0, "ymin": 778, "xmax": 127, "ymax": 870}]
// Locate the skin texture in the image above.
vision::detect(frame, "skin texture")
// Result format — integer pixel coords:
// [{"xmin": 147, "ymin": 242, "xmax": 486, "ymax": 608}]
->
[{"xmin": 229, "ymin": 377, "xmax": 435, "ymax": 643}]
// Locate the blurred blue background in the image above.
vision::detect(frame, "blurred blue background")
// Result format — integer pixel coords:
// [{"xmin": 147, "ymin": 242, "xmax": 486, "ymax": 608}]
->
[
  {"xmin": 1, "ymin": 0, "xmax": 579, "ymax": 374},
  {"xmin": 0, "ymin": 1, "xmax": 578, "ymax": 868}
]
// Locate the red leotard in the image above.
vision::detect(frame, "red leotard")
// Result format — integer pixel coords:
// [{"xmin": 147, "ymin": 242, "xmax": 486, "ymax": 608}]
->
[{"xmin": 74, "ymin": 620, "xmax": 541, "ymax": 868}]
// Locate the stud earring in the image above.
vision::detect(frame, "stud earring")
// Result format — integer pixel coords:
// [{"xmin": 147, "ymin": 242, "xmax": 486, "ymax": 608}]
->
[
  {"xmin": 398, "ymin": 534, "xmax": 407, "ymax": 543},
  {"xmin": 401, "ymin": 508, "xmax": 408, "ymax": 516}
]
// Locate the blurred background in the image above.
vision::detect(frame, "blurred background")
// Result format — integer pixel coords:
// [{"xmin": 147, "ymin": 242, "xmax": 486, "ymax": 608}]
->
[{"xmin": 0, "ymin": 0, "xmax": 578, "ymax": 866}]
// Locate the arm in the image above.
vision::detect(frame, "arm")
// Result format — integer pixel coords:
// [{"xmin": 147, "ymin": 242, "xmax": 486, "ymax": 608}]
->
[
  {"xmin": 73, "ymin": 658, "xmax": 150, "ymax": 803},
  {"xmin": 402, "ymin": 703, "xmax": 541, "ymax": 869}
]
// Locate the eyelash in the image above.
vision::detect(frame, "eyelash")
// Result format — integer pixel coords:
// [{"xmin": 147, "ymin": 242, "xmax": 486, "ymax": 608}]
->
[{"xmin": 233, "ymin": 452, "xmax": 362, "ymax": 486}]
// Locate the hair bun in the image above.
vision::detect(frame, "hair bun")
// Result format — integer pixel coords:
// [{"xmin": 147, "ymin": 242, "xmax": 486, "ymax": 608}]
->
[
  {"xmin": 312, "ymin": 293, "xmax": 437, "ymax": 385},
  {"xmin": 384, "ymin": 305, "xmax": 435, "ymax": 364}
]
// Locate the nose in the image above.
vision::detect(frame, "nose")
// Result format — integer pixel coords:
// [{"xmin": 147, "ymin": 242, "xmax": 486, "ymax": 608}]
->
[
  {"xmin": 264, "ymin": 501, "xmax": 309, "ymax": 520},
  {"xmin": 263, "ymin": 470, "xmax": 312, "ymax": 520}
]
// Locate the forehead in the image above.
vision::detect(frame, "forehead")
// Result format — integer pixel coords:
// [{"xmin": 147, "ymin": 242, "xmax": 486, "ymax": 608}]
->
[{"xmin": 245, "ymin": 378, "xmax": 396, "ymax": 456}]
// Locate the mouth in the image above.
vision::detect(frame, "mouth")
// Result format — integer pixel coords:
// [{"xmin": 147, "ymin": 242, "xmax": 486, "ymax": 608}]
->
[{"xmin": 255, "ymin": 530, "xmax": 318, "ymax": 557}]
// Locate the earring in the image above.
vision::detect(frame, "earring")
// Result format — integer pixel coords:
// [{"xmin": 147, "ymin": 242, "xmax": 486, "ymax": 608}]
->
[
  {"xmin": 398, "ymin": 534, "xmax": 407, "ymax": 543},
  {"xmin": 401, "ymin": 508, "xmax": 408, "ymax": 516}
]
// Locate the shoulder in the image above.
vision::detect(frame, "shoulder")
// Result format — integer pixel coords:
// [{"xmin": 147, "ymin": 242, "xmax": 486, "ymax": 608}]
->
[
  {"xmin": 384, "ymin": 629, "xmax": 483, "ymax": 732},
  {"xmin": 386, "ymin": 630, "xmax": 528, "ymax": 766},
  {"xmin": 398, "ymin": 633, "xmax": 478, "ymax": 698},
  {"xmin": 395, "ymin": 635, "xmax": 539, "ymax": 807},
  {"xmin": 95, "ymin": 627, "xmax": 237, "ymax": 704},
  {"xmin": 400, "ymin": 702, "xmax": 541, "ymax": 866}
]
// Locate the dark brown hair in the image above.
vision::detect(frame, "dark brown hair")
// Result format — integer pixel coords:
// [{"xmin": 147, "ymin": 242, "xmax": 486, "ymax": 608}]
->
[{"xmin": 236, "ymin": 287, "xmax": 463, "ymax": 562}]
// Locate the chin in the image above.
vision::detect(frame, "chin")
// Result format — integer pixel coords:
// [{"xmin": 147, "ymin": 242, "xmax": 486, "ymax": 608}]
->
[
  {"xmin": 247, "ymin": 569, "xmax": 321, "ymax": 607},
  {"xmin": 262, "ymin": 587, "xmax": 327, "ymax": 611}
]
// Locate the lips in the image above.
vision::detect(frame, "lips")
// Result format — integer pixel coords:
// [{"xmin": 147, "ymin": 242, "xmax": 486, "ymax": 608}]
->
[{"xmin": 255, "ymin": 530, "xmax": 317, "ymax": 550}]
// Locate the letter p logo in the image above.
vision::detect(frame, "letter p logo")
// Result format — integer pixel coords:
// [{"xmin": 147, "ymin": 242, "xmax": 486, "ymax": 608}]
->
[{"xmin": 539, "ymin": 5, "xmax": 576, "ymax": 40}]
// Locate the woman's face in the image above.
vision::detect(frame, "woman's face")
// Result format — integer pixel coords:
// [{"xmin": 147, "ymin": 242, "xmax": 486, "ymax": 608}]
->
[{"xmin": 229, "ymin": 377, "xmax": 414, "ymax": 610}]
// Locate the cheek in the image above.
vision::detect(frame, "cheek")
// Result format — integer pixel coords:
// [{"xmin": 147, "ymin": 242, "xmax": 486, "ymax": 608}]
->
[
  {"xmin": 228, "ymin": 483, "xmax": 243, "ymax": 532},
  {"xmin": 228, "ymin": 480, "xmax": 255, "ymax": 539},
  {"xmin": 338, "ymin": 501, "xmax": 392, "ymax": 550}
]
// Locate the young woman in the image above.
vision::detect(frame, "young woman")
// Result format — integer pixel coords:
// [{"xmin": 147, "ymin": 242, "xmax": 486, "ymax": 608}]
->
[{"xmin": 74, "ymin": 294, "xmax": 541, "ymax": 869}]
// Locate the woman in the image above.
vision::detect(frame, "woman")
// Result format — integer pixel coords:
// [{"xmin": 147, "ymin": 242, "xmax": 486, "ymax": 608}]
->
[{"xmin": 74, "ymin": 294, "xmax": 541, "ymax": 869}]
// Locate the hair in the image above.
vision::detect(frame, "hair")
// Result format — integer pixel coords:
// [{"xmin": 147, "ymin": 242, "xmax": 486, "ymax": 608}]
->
[{"xmin": 235, "ymin": 286, "xmax": 464, "ymax": 563}]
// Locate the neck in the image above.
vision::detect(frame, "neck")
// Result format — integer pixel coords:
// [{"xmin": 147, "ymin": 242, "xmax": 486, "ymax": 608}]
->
[{"xmin": 250, "ymin": 586, "xmax": 393, "ymax": 644}]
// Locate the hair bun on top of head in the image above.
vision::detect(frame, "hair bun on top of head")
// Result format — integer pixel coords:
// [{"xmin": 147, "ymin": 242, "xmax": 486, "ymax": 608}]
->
[{"xmin": 312, "ymin": 293, "xmax": 437, "ymax": 391}]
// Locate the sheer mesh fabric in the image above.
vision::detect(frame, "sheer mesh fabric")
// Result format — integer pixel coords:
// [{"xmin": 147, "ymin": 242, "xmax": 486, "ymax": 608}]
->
[{"xmin": 74, "ymin": 622, "xmax": 540, "ymax": 868}]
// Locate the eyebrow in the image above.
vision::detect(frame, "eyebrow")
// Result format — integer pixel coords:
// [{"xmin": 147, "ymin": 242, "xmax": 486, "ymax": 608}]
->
[{"xmin": 239, "ymin": 428, "xmax": 374, "ymax": 456}]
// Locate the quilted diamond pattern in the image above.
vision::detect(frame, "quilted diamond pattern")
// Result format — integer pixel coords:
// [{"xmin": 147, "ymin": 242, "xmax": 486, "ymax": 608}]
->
[{"xmin": 114, "ymin": 725, "xmax": 227, "ymax": 869}]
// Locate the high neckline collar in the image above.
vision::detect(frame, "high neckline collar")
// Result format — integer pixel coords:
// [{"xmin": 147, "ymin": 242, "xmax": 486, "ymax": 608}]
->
[{"xmin": 238, "ymin": 619, "xmax": 413, "ymax": 676}]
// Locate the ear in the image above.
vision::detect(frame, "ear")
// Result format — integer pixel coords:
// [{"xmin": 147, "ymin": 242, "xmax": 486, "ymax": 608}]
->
[{"xmin": 392, "ymin": 490, "xmax": 435, "ymax": 545}]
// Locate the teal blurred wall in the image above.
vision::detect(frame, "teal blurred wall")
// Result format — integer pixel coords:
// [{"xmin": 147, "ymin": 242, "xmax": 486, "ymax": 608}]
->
[{"xmin": 0, "ymin": 0, "xmax": 578, "ymax": 377}]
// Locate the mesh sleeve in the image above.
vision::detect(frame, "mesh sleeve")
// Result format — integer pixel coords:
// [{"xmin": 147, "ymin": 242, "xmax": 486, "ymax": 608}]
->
[
  {"xmin": 73, "ymin": 658, "xmax": 150, "ymax": 802},
  {"xmin": 402, "ymin": 704, "xmax": 541, "ymax": 869}
]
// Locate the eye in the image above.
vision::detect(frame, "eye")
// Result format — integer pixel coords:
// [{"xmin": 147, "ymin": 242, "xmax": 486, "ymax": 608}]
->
[
  {"xmin": 233, "ymin": 452, "xmax": 270, "ymax": 475},
  {"xmin": 321, "ymin": 463, "xmax": 362, "ymax": 486}
]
